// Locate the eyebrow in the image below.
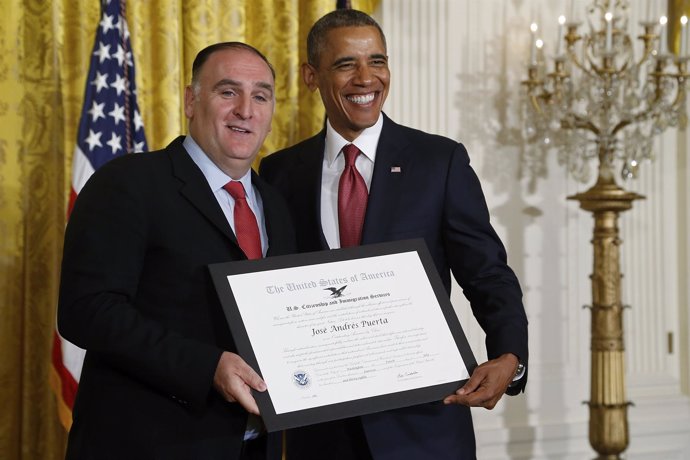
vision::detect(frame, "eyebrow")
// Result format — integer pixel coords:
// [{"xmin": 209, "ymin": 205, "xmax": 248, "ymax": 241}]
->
[{"xmin": 212, "ymin": 78, "xmax": 274, "ymax": 95}]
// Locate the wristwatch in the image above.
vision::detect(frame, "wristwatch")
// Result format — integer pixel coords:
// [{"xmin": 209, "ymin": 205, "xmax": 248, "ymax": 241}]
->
[{"xmin": 512, "ymin": 362, "xmax": 525, "ymax": 382}]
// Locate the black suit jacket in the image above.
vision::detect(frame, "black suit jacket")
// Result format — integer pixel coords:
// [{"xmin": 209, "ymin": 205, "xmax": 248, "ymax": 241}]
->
[
  {"xmin": 58, "ymin": 137, "xmax": 295, "ymax": 460},
  {"xmin": 260, "ymin": 115, "xmax": 528, "ymax": 460}
]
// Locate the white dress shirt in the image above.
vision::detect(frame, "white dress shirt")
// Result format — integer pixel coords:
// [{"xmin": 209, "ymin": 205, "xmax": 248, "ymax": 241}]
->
[
  {"xmin": 183, "ymin": 135, "xmax": 268, "ymax": 256},
  {"xmin": 321, "ymin": 114, "xmax": 384, "ymax": 249},
  {"xmin": 184, "ymin": 135, "xmax": 268, "ymax": 440}
]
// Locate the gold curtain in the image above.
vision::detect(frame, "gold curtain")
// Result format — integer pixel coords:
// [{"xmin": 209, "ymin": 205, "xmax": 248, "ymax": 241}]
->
[{"xmin": 0, "ymin": 1, "xmax": 378, "ymax": 459}]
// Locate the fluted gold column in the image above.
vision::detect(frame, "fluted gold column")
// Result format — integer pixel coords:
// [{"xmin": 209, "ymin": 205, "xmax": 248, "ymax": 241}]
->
[{"xmin": 569, "ymin": 178, "xmax": 643, "ymax": 459}]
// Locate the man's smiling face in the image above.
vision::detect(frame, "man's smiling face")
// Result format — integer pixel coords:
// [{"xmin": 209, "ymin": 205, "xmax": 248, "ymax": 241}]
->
[
  {"xmin": 303, "ymin": 25, "xmax": 390, "ymax": 141},
  {"xmin": 185, "ymin": 47, "xmax": 274, "ymax": 178}
]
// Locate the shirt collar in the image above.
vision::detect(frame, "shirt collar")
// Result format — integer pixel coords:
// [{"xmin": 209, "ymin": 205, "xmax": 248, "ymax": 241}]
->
[
  {"xmin": 324, "ymin": 113, "xmax": 384, "ymax": 166},
  {"xmin": 183, "ymin": 135, "xmax": 255, "ymax": 199}
]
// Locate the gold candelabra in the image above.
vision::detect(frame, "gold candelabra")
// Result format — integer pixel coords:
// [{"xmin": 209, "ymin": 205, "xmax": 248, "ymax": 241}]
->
[{"xmin": 522, "ymin": 1, "xmax": 688, "ymax": 458}]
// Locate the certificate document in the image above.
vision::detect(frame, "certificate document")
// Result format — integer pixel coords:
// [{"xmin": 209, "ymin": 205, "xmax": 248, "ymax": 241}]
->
[{"xmin": 209, "ymin": 239, "xmax": 476, "ymax": 431}]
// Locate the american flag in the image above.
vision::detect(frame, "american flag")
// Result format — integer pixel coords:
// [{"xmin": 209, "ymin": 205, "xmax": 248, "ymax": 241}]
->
[{"xmin": 51, "ymin": 0, "xmax": 147, "ymax": 430}]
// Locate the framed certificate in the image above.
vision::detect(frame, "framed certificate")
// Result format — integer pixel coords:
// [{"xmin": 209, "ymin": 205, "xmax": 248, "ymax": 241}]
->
[{"xmin": 208, "ymin": 239, "xmax": 477, "ymax": 431}]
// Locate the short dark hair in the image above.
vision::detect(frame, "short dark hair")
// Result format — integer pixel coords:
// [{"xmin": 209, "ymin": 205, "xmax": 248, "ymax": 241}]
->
[
  {"xmin": 307, "ymin": 9, "xmax": 387, "ymax": 67},
  {"xmin": 191, "ymin": 42, "xmax": 276, "ymax": 86}
]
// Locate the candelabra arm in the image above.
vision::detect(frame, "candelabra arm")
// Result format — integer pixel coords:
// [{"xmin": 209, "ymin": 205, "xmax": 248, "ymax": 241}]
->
[
  {"xmin": 530, "ymin": 93, "xmax": 545, "ymax": 114},
  {"xmin": 616, "ymin": 59, "xmax": 632, "ymax": 75},
  {"xmin": 567, "ymin": 47, "xmax": 598, "ymax": 79},
  {"xmin": 635, "ymin": 47, "xmax": 655, "ymax": 67},
  {"xmin": 610, "ymin": 72, "xmax": 688, "ymax": 136},
  {"xmin": 612, "ymin": 96, "xmax": 675, "ymax": 137},
  {"xmin": 636, "ymin": 26, "xmax": 658, "ymax": 68},
  {"xmin": 563, "ymin": 114, "xmax": 601, "ymax": 135},
  {"xmin": 611, "ymin": 119, "xmax": 632, "ymax": 137},
  {"xmin": 614, "ymin": 73, "xmax": 689, "ymax": 133},
  {"xmin": 650, "ymin": 58, "xmax": 673, "ymax": 105},
  {"xmin": 589, "ymin": 54, "xmax": 631, "ymax": 80},
  {"xmin": 669, "ymin": 82, "xmax": 688, "ymax": 111}
]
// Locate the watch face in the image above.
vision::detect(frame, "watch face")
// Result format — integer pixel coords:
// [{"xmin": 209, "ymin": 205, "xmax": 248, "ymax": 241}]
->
[{"xmin": 514, "ymin": 363, "xmax": 525, "ymax": 380}]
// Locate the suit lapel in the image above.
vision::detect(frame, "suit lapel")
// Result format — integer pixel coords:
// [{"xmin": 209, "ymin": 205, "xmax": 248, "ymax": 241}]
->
[
  {"xmin": 167, "ymin": 138, "xmax": 242, "ymax": 252},
  {"xmin": 252, "ymin": 171, "xmax": 283, "ymax": 257},
  {"xmin": 292, "ymin": 132, "xmax": 330, "ymax": 250},
  {"xmin": 361, "ymin": 116, "xmax": 413, "ymax": 244}
]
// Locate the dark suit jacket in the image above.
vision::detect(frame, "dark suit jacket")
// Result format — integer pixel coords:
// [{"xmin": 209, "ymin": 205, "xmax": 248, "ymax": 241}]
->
[
  {"xmin": 260, "ymin": 115, "xmax": 528, "ymax": 460},
  {"xmin": 58, "ymin": 136, "xmax": 295, "ymax": 460}
]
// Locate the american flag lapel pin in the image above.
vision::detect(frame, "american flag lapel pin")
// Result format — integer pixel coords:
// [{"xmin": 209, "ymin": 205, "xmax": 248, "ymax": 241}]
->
[{"xmin": 390, "ymin": 166, "xmax": 402, "ymax": 173}]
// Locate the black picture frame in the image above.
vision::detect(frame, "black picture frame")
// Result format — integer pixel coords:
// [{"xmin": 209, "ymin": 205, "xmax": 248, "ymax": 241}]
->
[{"xmin": 208, "ymin": 239, "xmax": 477, "ymax": 431}]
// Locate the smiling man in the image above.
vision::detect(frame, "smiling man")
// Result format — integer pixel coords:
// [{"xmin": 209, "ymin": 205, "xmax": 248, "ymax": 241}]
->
[
  {"xmin": 58, "ymin": 42, "xmax": 295, "ymax": 460},
  {"xmin": 260, "ymin": 9, "xmax": 528, "ymax": 460},
  {"xmin": 185, "ymin": 44, "xmax": 276, "ymax": 179}
]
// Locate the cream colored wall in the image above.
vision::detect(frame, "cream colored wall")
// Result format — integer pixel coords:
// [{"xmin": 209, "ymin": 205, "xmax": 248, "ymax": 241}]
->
[{"xmin": 374, "ymin": 1, "xmax": 690, "ymax": 458}]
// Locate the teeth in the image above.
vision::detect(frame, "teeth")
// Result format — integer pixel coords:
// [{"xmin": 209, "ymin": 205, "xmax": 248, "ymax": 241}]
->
[
  {"xmin": 347, "ymin": 93, "xmax": 375, "ymax": 104},
  {"xmin": 230, "ymin": 127, "xmax": 248, "ymax": 133}
]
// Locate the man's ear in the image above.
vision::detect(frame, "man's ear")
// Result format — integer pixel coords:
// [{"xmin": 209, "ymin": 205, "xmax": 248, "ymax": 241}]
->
[
  {"xmin": 301, "ymin": 63, "xmax": 318, "ymax": 92},
  {"xmin": 184, "ymin": 85, "xmax": 195, "ymax": 118}
]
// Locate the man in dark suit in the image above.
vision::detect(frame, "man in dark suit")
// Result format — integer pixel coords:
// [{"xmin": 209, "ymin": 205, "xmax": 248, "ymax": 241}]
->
[
  {"xmin": 58, "ymin": 42, "xmax": 294, "ymax": 460},
  {"xmin": 260, "ymin": 9, "xmax": 528, "ymax": 460}
]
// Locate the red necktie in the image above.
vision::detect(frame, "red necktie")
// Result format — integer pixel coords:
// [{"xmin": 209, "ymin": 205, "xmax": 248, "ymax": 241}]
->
[
  {"xmin": 223, "ymin": 181, "xmax": 262, "ymax": 260},
  {"xmin": 338, "ymin": 144, "xmax": 368, "ymax": 247}
]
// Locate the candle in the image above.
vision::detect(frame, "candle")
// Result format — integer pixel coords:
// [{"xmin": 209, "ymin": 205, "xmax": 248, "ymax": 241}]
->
[
  {"xmin": 605, "ymin": 12, "xmax": 613, "ymax": 52},
  {"xmin": 556, "ymin": 15, "xmax": 566, "ymax": 56},
  {"xmin": 530, "ymin": 22, "xmax": 538, "ymax": 65},
  {"xmin": 681, "ymin": 16, "xmax": 688, "ymax": 57},
  {"xmin": 659, "ymin": 15, "xmax": 668, "ymax": 54},
  {"xmin": 569, "ymin": 0, "xmax": 575, "ymax": 22},
  {"xmin": 647, "ymin": 0, "xmax": 658, "ymax": 21}
]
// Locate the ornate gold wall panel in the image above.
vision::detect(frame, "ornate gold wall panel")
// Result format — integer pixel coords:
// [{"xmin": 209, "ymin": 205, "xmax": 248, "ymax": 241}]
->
[{"xmin": 669, "ymin": 0, "xmax": 690, "ymax": 54}]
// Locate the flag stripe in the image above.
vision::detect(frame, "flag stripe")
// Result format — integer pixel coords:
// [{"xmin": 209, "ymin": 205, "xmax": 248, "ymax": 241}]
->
[
  {"xmin": 49, "ymin": 362, "xmax": 76, "ymax": 430},
  {"xmin": 71, "ymin": 145, "xmax": 96, "ymax": 195},
  {"xmin": 51, "ymin": 333, "xmax": 79, "ymax": 409},
  {"xmin": 68, "ymin": 145, "xmax": 96, "ymax": 214}
]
